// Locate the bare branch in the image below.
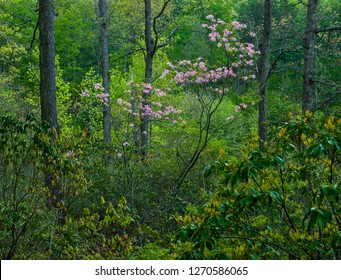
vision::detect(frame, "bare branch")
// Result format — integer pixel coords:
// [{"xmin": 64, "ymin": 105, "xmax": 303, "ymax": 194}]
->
[
  {"xmin": 313, "ymin": 91, "xmax": 341, "ymax": 112},
  {"xmin": 316, "ymin": 26, "xmax": 341, "ymax": 33},
  {"xmin": 153, "ymin": 0, "xmax": 172, "ymax": 52},
  {"xmin": 313, "ymin": 79, "xmax": 341, "ymax": 89},
  {"xmin": 268, "ymin": 49, "xmax": 301, "ymax": 79},
  {"xmin": 111, "ymin": 48, "xmax": 145, "ymax": 63},
  {"xmin": 27, "ymin": 18, "xmax": 39, "ymax": 52},
  {"xmin": 156, "ymin": 27, "xmax": 177, "ymax": 50}
]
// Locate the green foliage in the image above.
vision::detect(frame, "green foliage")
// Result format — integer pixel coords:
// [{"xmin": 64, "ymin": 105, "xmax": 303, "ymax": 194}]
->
[
  {"xmin": 0, "ymin": 115, "xmax": 135, "ymax": 259},
  {"xmin": 53, "ymin": 197, "xmax": 133, "ymax": 260},
  {"xmin": 173, "ymin": 114, "xmax": 340, "ymax": 259}
]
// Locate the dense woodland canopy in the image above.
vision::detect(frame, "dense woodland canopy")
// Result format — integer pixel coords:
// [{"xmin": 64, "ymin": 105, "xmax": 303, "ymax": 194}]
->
[{"xmin": 0, "ymin": 0, "xmax": 340, "ymax": 260}]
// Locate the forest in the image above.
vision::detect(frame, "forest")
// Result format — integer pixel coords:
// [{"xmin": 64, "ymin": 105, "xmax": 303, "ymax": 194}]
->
[{"xmin": 0, "ymin": 0, "xmax": 340, "ymax": 260}]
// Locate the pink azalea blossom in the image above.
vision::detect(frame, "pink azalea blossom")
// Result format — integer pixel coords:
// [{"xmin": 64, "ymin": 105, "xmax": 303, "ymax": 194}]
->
[
  {"xmin": 94, "ymin": 83, "xmax": 103, "ymax": 90},
  {"xmin": 80, "ymin": 89, "xmax": 90, "ymax": 97}
]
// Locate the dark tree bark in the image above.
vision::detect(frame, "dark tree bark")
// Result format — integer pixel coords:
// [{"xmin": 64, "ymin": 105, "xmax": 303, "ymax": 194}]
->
[
  {"xmin": 39, "ymin": 0, "xmax": 58, "ymax": 131},
  {"xmin": 258, "ymin": 0, "xmax": 272, "ymax": 150},
  {"xmin": 141, "ymin": 0, "xmax": 155, "ymax": 155},
  {"xmin": 98, "ymin": 0, "xmax": 111, "ymax": 144},
  {"xmin": 140, "ymin": 0, "xmax": 173, "ymax": 156},
  {"xmin": 38, "ymin": 0, "xmax": 60, "ymax": 208},
  {"xmin": 302, "ymin": 0, "xmax": 318, "ymax": 113}
]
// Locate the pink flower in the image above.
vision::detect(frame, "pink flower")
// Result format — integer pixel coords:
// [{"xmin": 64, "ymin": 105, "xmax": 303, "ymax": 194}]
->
[
  {"xmin": 241, "ymin": 103, "xmax": 247, "ymax": 109},
  {"xmin": 161, "ymin": 69, "xmax": 169, "ymax": 78},
  {"xmin": 206, "ymin": 15, "xmax": 214, "ymax": 20},
  {"xmin": 123, "ymin": 141, "xmax": 129, "ymax": 146},
  {"xmin": 235, "ymin": 105, "xmax": 241, "ymax": 113},
  {"xmin": 117, "ymin": 98, "xmax": 123, "ymax": 105},
  {"xmin": 96, "ymin": 93, "xmax": 110, "ymax": 104},
  {"xmin": 129, "ymin": 123, "xmax": 134, "ymax": 127},
  {"xmin": 80, "ymin": 89, "xmax": 90, "ymax": 97},
  {"xmin": 143, "ymin": 83, "xmax": 152, "ymax": 93},
  {"xmin": 94, "ymin": 83, "xmax": 103, "ymax": 90},
  {"xmin": 117, "ymin": 153, "xmax": 123, "ymax": 157}
]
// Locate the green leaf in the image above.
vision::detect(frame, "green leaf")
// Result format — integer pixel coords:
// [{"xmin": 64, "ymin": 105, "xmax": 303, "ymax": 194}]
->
[
  {"xmin": 217, "ymin": 216, "xmax": 228, "ymax": 228},
  {"xmin": 269, "ymin": 191, "xmax": 282, "ymax": 201},
  {"xmin": 275, "ymin": 155, "xmax": 285, "ymax": 165},
  {"xmin": 307, "ymin": 208, "xmax": 318, "ymax": 231}
]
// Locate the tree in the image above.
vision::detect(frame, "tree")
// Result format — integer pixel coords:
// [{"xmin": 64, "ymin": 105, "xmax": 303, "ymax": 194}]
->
[
  {"xmin": 38, "ymin": 0, "xmax": 60, "ymax": 208},
  {"xmin": 98, "ymin": 0, "xmax": 111, "ymax": 144},
  {"xmin": 39, "ymin": 0, "xmax": 58, "ymax": 130},
  {"xmin": 302, "ymin": 0, "xmax": 317, "ymax": 113},
  {"xmin": 141, "ymin": 0, "xmax": 174, "ymax": 155},
  {"xmin": 258, "ymin": 0, "xmax": 272, "ymax": 149},
  {"xmin": 302, "ymin": 0, "xmax": 340, "ymax": 114}
]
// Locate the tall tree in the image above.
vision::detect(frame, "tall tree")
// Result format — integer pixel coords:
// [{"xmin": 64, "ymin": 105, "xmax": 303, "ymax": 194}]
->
[
  {"xmin": 39, "ymin": 0, "xmax": 58, "ymax": 131},
  {"xmin": 98, "ymin": 0, "xmax": 111, "ymax": 144},
  {"xmin": 141, "ymin": 0, "xmax": 173, "ymax": 155},
  {"xmin": 302, "ymin": 0, "xmax": 317, "ymax": 113},
  {"xmin": 258, "ymin": 0, "xmax": 272, "ymax": 149},
  {"xmin": 141, "ymin": 0, "xmax": 154, "ymax": 155},
  {"xmin": 38, "ymin": 0, "xmax": 60, "ymax": 208}
]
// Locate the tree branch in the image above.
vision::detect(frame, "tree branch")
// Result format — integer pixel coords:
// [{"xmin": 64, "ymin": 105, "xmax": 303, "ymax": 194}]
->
[
  {"xmin": 27, "ymin": 18, "xmax": 39, "ymax": 52},
  {"xmin": 316, "ymin": 26, "xmax": 341, "ymax": 33},
  {"xmin": 152, "ymin": 0, "xmax": 172, "ymax": 52},
  {"xmin": 313, "ymin": 91, "xmax": 341, "ymax": 112}
]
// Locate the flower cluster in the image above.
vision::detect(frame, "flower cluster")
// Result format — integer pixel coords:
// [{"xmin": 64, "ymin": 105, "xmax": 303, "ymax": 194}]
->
[
  {"xmin": 80, "ymin": 83, "xmax": 110, "ymax": 105},
  {"xmin": 161, "ymin": 16, "xmax": 257, "ymax": 87},
  {"xmin": 96, "ymin": 93, "xmax": 110, "ymax": 105},
  {"xmin": 202, "ymin": 15, "xmax": 258, "ymax": 69},
  {"xmin": 116, "ymin": 81, "xmax": 181, "ymax": 123}
]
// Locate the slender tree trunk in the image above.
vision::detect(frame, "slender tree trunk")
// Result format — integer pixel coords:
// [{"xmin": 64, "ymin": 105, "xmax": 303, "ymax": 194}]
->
[
  {"xmin": 302, "ymin": 0, "xmax": 317, "ymax": 113},
  {"xmin": 98, "ymin": 0, "xmax": 111, "ymax": 144},
  {"xmin": 38, "ymin": 0, "xmax": 60, "ymax": 208},
  {"xmin": 39, "ymin": 0, "xmax": 58, "ymax": 131},
  {"xmin": 141, "ymin": 0, "xmax": 155, "ymax": 156},
  {"xmin": 258, "ymin": 0, "xmax": 272, "ymax": 150}
]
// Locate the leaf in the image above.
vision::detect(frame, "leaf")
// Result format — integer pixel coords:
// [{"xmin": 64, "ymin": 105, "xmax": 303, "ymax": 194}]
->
[
  {"xmin": 269, "ymin": 191, "xmax": 282, "ymax": 201},
  {"xmin": 217, "ymin": 216, "xmax": 228, "ymax": 228},
  {"xmin": 317, "ymin": 209, "xmax": 332, "ymax": 228},
  {"xmin": 203, "ymin": 164, "xmax": 213, "ymax": 177},
  {"xmin": 180, "ymin": 229, "xmax": 188, "ymax": 242},
  {"xmin": 275, "ymin": 155, "xmax": 285, "ymax": 165},
  {"xmin": 307, "ymin": 208, "xmax": 318, "ymax": 231}
]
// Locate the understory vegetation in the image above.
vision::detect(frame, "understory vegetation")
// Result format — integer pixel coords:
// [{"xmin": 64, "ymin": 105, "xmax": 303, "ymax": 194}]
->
[{"xmin": 0, "ymin": 0, "xmax": 340, "ymax": 260}]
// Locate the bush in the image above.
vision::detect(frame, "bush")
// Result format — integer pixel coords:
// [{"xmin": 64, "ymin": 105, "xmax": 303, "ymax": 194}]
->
[{"xmin": 172, "ymin": 113, "xmax": 340, "ymax": 259}]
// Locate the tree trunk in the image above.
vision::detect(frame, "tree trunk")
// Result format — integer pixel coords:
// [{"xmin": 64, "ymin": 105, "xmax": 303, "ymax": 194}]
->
[
  {"xmin": 98, "ymin": 0, "xmax": 111, "ymax": 144},
  {"xmin": 141, "ymin": 0, "xmax": 155, "ymax": 155},
  {"xmin": 302, "ymin": 0, "xmax": 317, "ymax": 113},
  {"xmin": 39, "ymin": 0, "xmax": 58, "ymax": 131},
  {"xmin": 258, "ymin": 0, "xmax": 272, "ymax": 150},
  {"xmin": 39, "ymin": 0, "xmax": 60, "ymax": 209}
]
